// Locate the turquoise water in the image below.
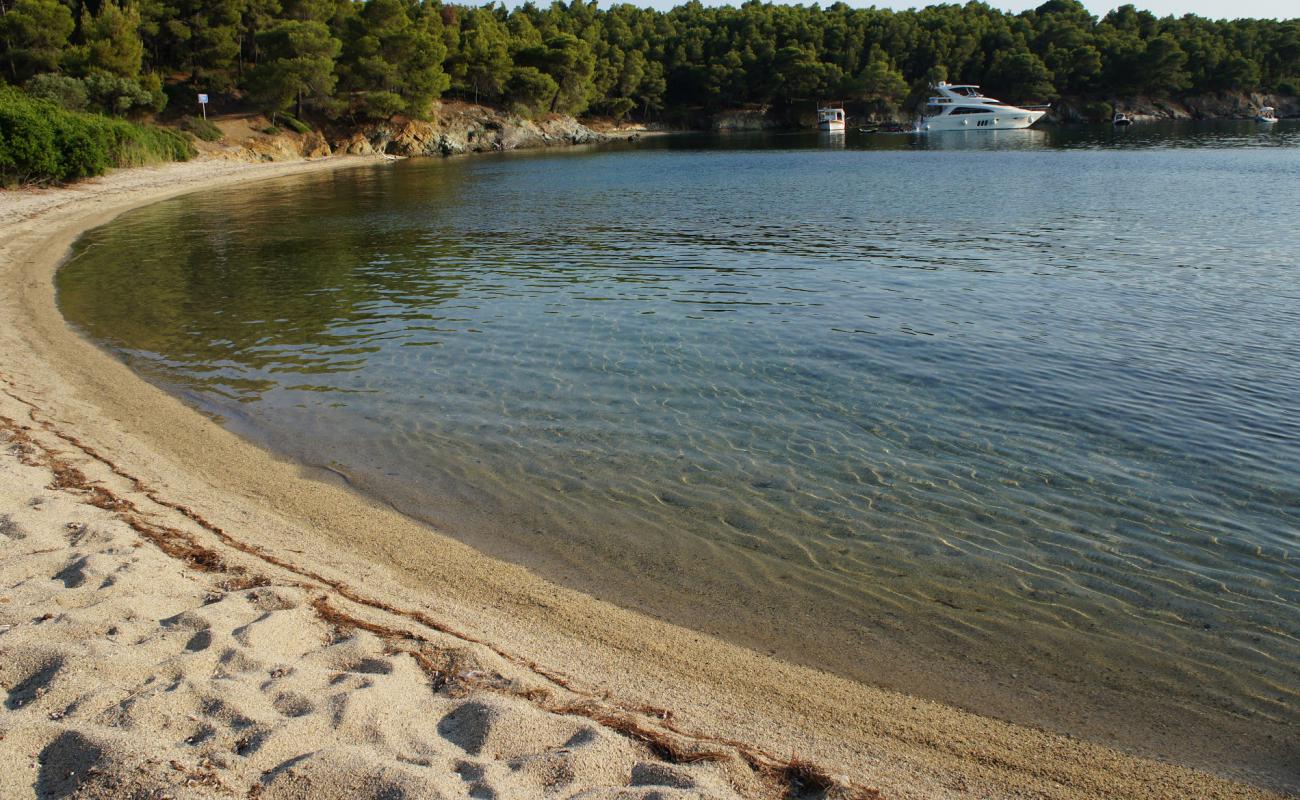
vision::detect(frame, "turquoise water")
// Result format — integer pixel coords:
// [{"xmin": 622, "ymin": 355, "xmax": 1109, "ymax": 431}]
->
[{"xmin": 60, "ymin": 122, "xmax": 1299, "ymax": 789}]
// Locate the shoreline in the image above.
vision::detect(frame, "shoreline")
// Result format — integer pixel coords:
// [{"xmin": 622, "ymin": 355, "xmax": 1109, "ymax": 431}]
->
[{"xmin": 0, "ymin": 155, "xmax": 1287, "ymax": 799}]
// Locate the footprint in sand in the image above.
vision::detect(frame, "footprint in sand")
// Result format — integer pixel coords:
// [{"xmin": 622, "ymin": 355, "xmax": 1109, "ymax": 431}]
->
[
  {"xmin": 3, "ymin": 653, "xmax": 64, "ymax": 710},
  {"xmin": 271, "ymin": 691, "xmax": 315, "ymax": 718}
]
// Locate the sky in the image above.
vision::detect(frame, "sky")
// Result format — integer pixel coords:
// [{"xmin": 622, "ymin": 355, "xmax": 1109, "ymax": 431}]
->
[
  {"xmin": 871, "ymin": 0, "xmax": 1294, "ymax": 17},
  {"xmin": 618, "ymin": 0, "xmax": 1296, "ymax": 19}
]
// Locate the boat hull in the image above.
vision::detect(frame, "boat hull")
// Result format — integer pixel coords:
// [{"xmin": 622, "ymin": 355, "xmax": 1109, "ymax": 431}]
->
[
  {"xmin": 919, "ymin": 109, "xmax": 1045, "ymax": 132},
  {"xmin": 818, "ymin": 120, "xmax": 845, "ymax": 131}
]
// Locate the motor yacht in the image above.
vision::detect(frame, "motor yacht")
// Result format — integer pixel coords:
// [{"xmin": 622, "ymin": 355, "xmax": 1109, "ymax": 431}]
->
[
  {"xmin": 1256, "ymin": 106, "xmax": 1278, "ymax": 123},
  {"xmin": 917, "ymin": 83, "xmax": 1047, "ymax": 132}
]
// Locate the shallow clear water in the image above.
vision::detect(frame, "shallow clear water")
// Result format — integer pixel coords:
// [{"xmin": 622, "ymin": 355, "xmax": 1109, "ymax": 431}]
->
[{"xmin": 60, "ymin": 122, "xmax": 1300, "ymax": 788}]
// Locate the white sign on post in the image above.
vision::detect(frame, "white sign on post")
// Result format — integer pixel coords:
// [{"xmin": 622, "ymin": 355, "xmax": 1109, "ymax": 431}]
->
[{"xmin": 197, "ymin": 93, "xmax": 209, "ymax": 120}]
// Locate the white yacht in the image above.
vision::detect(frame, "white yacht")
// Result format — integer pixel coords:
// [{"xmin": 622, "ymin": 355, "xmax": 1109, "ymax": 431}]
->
[
  {"xmin": 1256, "ymin": 106, "xmax": 1278, "ymax": 123},
  {"xmin": 917, "ymin": 83, "xmax": 1047, "ymax": 132},
  {"xmin": 817, "ymin": 103, "xmax": 846, "ymax": 132}
]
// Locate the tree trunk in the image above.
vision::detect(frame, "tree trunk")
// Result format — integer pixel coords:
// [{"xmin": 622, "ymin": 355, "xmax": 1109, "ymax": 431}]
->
[{"xmin": 1, "ymin": 0, "xmax": 17, "ymax": 82}]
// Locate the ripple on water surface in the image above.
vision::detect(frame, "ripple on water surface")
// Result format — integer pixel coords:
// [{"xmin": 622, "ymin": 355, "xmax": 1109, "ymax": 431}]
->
[{"xmin": 59, "ymin": 124, "xmax": 1300, "ymax": 790}]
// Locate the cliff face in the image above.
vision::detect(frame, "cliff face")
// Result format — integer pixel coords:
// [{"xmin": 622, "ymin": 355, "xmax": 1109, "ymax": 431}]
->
[
  {"xmin": 334, "ymin": 104, "xmax": 624, "ymax": 157},
  {"xmin": 204, "ymin": 102, "xmax": 639, "ymax": 163}
]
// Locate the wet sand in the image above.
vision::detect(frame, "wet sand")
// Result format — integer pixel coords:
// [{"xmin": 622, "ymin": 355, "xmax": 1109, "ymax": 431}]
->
[{"xmin": 0, "ymin": 157, "xmax": 1288, "ymax": 799}]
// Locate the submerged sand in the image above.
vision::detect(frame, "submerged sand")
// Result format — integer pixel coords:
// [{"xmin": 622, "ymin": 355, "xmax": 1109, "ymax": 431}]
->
[{"xmin": 0, "ymin": 158, "xmax": 1287, "ymax": 799}]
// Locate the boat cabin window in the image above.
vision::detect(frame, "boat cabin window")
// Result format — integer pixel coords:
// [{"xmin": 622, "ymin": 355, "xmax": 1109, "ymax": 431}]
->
[
  {"xmin": 950, "ymin": 106, "xmax": 993, "ymax": 114},
  {"xmin": 925, "ymin": 104, "xmax": 948, "ymax": 116}
]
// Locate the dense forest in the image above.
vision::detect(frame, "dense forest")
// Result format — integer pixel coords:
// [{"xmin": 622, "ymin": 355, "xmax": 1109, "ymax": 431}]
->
[{"xmin": 1, "ymin": 0, "xmax": 1298, "ymax": 124}]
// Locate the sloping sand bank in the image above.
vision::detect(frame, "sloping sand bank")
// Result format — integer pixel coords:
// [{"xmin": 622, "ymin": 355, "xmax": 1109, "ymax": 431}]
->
[{"xmin": 0, "ymin": 159, "xmax": 1286, "ymax": 799}]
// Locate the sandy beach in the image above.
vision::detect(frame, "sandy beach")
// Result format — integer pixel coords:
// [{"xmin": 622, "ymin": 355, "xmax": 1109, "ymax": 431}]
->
[{"xmin": 0, "ymin": 156, "xmax": 1287, "ymax": 800}]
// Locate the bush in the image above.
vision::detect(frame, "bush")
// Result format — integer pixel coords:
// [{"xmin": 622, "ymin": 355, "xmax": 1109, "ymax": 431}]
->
[
  {"xmin": 0, "ymin": 87, "xmax": 193, "ymax": 185},
  {"xmin": 50, "ymin": 113, "xmax": 111, "ymax": 179},
  {"xmin": 0, "ymin": 91, "xmax": 62, "ymax": 181},
  {"xmin": 24, "ymin": 74, "xmax": 89, "ymax": 111},
  {"xmin": 83, "ymin": 71, "xmax": 167, "ymax": 117},
  {"xmin": 179, "ymin": 114, "xmax": 223, "ymax": 142},
  {"xmin": 1083, "ymin": 100, "xmax": 1113, "ymax": 123},
  {"xmin": 276, "ymin": 113, "xmax": 312, "ymax": 134}
]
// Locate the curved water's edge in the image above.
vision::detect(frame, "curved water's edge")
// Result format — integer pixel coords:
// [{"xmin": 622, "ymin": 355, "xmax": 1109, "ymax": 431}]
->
[
  {"xmin": 50, "ymin": 131, "xmax": 1300, "ymax": 793},
  {"xmin": 15, "ymin": 159, "xmax": 1292, "ymax": 799}
]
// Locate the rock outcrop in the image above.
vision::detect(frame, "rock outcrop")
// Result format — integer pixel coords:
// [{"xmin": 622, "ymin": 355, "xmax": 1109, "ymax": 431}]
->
[
  {"xmin": 236, "ymin": 130, "xmax": 332, "ymax": 161},
  {"xmin": 333, "ymin": 103, "xmax": 618, "ymax": 158},
  {"xmin": 709, "ymin": 107, "xmax": 784, "ymax": 131},
  {"xmin": 200, "ymin": 103, "xmax": 633, "ymax": 165}
]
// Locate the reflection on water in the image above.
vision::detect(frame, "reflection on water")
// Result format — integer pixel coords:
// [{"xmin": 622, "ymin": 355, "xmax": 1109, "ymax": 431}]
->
[
  {"xmin": 818, "ymin": 130, "xmax": 846, "ymax": 148},
  {"xmin": 59, "ymin": 122, "xmax": 1300, "ymax": 791}
]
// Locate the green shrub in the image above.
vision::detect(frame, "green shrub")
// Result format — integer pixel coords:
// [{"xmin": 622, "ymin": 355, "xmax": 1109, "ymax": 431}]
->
[
  {"xmin": 0, "ymin": 90, "xmax": 61, "ymax": 182},
  {"xmin": 24, "ymin": 74, "xmax": 89, "ymax": 111},
  {"xmin": 84, "ymin": 71, "xmax": 168, "ymax": 116},
  {"xmin": 261, "ymin": 124, "xmax": 282, "ymax": 135},
  {"xmin": 50, "ymin": 113, "xmax": 111, "ymax": 179},
  {"xmin": 179, "ymin": 114, "xmax": 223, "ymax": 142},
  {"xmin": 0, "ymin": 87, "xmax": 193, "ymax": 185},
  {"xmin": 277, "ymin": 113, "xmax": 312, "ymax": 134}
]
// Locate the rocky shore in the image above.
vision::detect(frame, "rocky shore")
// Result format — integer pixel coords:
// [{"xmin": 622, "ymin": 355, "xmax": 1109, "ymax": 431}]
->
[
  {"xmin": 197, "ymin": 101, "xmax": 649, "ymax": 164},
  {"xmin": 184, "ymin": 90, "xmax": 1296, "ymax": 163}
]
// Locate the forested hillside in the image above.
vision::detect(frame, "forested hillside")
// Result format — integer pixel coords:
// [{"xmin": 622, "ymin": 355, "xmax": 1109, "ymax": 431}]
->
[{"xmin": 1, "ymin": 0, "xmax": 1297, "ymax": 124}]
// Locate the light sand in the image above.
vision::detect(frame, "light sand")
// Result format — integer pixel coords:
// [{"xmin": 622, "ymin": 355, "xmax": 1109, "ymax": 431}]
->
[{"xmin": 0, "ymin": 158, "xmax": 1288, "ymax": 799}]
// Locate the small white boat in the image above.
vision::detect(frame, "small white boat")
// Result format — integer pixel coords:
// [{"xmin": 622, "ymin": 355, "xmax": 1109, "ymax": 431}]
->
[
  {"xmin": 1112, "ymin": 112, "xmax": 1133, "ymax": 126},
  {"xmin": 817, "ymin": 103, "xmax": 846, "ymax": 132},
  {"xmin": 1256, "ymin": 106, "xmax": 1278, "ymax": 123},
  {"xmin": 917, "ymin": 82, "xmax": 1047, "ymax": 132}
]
